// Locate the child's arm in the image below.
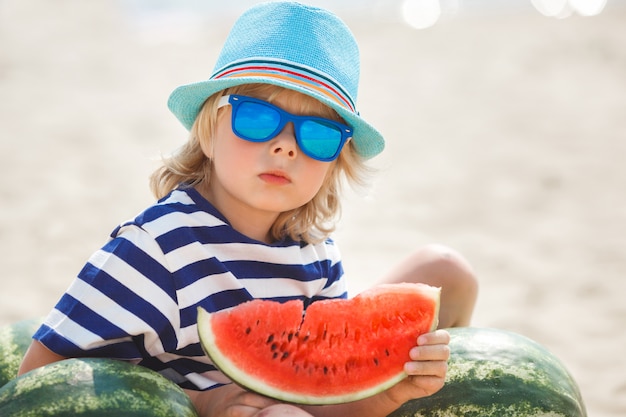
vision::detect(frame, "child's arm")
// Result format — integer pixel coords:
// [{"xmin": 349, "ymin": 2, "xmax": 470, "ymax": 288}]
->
[{"xmin": 18, "ymin": 340, "xmax": 68, "ymax": 376}]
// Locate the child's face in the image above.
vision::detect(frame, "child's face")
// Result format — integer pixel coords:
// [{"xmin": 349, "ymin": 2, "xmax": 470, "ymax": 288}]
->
[{"xmin": 205, "ymin": 89, "xmax": 334, "ymax": 232}]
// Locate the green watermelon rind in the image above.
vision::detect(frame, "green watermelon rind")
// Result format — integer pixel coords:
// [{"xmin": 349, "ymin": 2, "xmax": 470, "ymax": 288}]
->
[
  {"xmin": 0, "ymin": 318, "xmax": 41, "ymax": 388},
  {"xmin": 0, "ymin": 357, "xmax": 199, "ymax": 417},
  {"xmin": 388, "ymin": 327, "xmax": 587, "ymax": 417}
]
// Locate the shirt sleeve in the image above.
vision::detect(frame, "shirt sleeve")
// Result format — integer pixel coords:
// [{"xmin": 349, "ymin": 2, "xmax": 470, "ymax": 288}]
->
[
  {"xmin": 34, "ymin": 224, "xmax": 181, "ymax": 360},
  {"xmin": 314, "ymin": 237, "xmax": 348, "ymax": 300}
]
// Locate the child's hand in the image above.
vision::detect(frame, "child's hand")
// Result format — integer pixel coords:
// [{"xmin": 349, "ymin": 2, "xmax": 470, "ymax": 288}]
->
[
  {"xmin": 186, "ymin": 384, "xmax": 277, "ymax": 417},
  {"xmin": 187, "ymin": 384, "xmax": 318, "ymax": 417},
  {"xmin": 385, "ymin": 329, "xmax": 451, "ymax": 406}
]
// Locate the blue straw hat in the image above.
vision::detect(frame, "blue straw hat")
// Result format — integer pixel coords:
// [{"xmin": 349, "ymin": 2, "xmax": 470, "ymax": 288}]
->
[{"xmin": 167, "ymin": 1, "xmax": 384, "ymax": 159}]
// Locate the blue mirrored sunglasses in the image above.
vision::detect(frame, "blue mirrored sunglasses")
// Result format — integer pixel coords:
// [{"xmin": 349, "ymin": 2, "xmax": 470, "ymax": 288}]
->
[{"xmin": 217, "ymin": 94, "xmax": 353, "ymax": 162}]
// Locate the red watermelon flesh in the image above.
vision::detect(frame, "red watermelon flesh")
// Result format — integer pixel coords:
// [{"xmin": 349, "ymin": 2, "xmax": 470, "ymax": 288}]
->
[{"xmin": 197, "ymin": 283, "xmax": 440, "ymax": 405}]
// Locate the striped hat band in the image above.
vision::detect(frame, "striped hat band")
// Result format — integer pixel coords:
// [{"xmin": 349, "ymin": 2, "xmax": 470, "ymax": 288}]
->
[{"xmin": 211, "ymin": 59, "xmax": 357, "ymax": 114}]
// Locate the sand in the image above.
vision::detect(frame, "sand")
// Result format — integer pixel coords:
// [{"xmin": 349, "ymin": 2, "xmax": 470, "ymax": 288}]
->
[{"xmin": 1, "ymin": 1, "xmax": 625, "ymax": 415}]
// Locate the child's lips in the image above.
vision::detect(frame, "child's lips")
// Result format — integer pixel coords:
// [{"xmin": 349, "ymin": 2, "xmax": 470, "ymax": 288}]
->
[{"xmin": 259, "ymin": 171, "xmax": 291, "ymax": 185}]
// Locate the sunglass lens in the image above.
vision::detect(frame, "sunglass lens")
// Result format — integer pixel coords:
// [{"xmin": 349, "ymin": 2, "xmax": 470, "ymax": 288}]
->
[
  {"xmin": 233, "ymin": 101, "xmax": 281, "ymax": 141},
  {"xmin": 298, "ymin": 120, "xmax": 343, "ymax": 160}
]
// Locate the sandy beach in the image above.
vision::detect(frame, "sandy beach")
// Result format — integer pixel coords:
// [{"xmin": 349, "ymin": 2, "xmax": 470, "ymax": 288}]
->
[{"xmin": 1, "ymin": 1, "xmax": 625, "ymax": 415}]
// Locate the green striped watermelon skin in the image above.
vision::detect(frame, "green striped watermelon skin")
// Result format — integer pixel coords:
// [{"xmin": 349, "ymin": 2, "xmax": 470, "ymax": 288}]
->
[
  {"xmin": 0, "ymin": 357, "xmax": 198, "ymax": 417},
  {"xmin": 0, "ymin": 318, "xmax": 41, "ymax": 388},
  {"xmin": 388, "ymin": 327, "xmax": 586, "ymax": 417}
]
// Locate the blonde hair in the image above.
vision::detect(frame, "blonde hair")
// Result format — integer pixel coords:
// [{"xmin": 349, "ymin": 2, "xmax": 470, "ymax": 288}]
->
[{"xmin": 150, "ymin": 84, "xmax": 372, "ymax": 243}]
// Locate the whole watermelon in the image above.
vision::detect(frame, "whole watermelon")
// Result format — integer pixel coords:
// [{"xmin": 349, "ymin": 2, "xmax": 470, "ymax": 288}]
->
[
  {"xmin": 0, "ymin": 357, "xmax": 198, "ymax": 417},
  {"xmin": 0, "ymin": 318, "xmax": 41, "ymax": 388},
  {"xmin": 388, "ymin": 327, "xmax": 587, "ymax": 417}
]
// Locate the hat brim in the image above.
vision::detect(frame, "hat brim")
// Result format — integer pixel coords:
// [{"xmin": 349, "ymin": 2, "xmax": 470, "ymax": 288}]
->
[{"xmin": 167, "ymin": 77, "xmax": 385, "ymax": 160}]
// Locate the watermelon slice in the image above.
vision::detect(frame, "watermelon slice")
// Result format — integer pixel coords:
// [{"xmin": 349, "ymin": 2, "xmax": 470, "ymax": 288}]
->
[{"xmin": 197, "ymin": 283, "xmax": 440, "ymax": 405}]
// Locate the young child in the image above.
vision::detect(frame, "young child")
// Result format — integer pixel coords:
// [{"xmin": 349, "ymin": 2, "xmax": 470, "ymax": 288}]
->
[{"xmin": 19, "ymin": 2, "xmax": 477, "ymax": 416}]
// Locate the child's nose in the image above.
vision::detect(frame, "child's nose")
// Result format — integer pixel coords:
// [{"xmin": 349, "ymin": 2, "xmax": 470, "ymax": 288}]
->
[{"xmin": 271, "ymin": 122, "xmax": 297, "ymax": 159}]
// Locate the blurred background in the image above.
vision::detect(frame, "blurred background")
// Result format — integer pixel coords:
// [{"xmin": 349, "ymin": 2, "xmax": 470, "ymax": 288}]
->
[{"xmin": 1, "ymin": 0, "xmax": 625, "ymax": 415}]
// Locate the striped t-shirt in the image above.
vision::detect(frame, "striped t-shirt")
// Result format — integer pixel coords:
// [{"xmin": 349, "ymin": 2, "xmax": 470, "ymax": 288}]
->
[{"xmin": 34, "ymin": 187, "xmax": 346, "ymax": 390}]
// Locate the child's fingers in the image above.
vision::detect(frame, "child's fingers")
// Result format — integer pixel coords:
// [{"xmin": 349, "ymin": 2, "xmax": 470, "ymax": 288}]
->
[
  {"xmin": 417, "ymin": 329, "xmax": 450, "ymax": 346},
  {"xmin": 409, "ymin": 344, "xmax": 450, "ymax": 361},
  {"xmin": 404, "ymin": 358, "xmax": 448, "ymax": 377}
]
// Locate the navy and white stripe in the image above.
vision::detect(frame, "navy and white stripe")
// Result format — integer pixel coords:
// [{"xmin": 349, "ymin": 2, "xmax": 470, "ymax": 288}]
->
[{"xmin": 35, "ymin": 187, "xmax": 346, "ymax": 390}]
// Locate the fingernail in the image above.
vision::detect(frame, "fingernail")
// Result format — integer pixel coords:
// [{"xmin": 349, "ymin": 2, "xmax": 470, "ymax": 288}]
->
[{"xmin": 405, "ymin": 362, "xmax": 418, "ymax": 374}]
